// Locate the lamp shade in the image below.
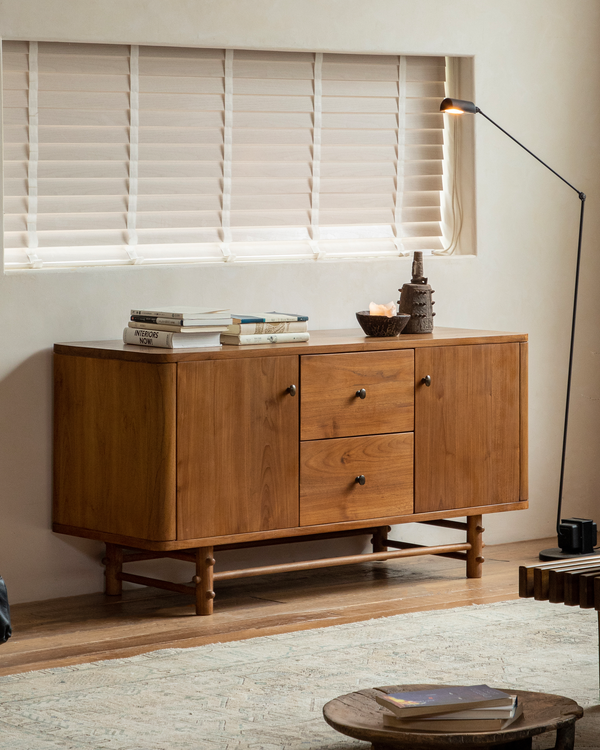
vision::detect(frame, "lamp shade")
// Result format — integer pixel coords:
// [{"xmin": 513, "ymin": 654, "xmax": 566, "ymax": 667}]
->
[{"xmin": 440, "ymin": 97, "xmax": 478, "ymax": 114}]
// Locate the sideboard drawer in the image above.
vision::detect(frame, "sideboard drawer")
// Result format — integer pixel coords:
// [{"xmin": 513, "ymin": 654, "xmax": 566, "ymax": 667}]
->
[
  {"xmin": 300, "ymin": 350, "xmax": 414, "ymax": 440},
  {"xmin": 300, "ymin": 432, "xmax": 414, "ymax": 525}
]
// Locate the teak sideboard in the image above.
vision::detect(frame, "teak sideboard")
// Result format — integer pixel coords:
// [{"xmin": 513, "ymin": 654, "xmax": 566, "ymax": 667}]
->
[{"xmin": 53, "ymin": 328, "xmax": 528, "ymax": 615}]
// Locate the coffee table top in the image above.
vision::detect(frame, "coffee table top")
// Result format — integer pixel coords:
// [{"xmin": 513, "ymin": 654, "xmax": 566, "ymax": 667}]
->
[{"xmin": 323, "ymin": 684, "xmax": 583, "ymax": 747}]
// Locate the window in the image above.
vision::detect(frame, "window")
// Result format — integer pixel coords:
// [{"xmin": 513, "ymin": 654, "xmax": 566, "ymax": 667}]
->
[{"xmin": 2, "ymin": 41, "xmax": 455, "ymax": 269}]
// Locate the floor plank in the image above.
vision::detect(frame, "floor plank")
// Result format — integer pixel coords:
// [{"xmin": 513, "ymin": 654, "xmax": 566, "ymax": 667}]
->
[{"xmin": 0, "ymin": 537, "xmax": 552, "ymax": 675}]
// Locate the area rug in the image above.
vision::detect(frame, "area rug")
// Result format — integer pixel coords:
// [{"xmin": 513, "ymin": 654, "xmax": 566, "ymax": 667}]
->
[{"xmin": 0, "ymin": 599, "xmax": 598, "ymax": 750}]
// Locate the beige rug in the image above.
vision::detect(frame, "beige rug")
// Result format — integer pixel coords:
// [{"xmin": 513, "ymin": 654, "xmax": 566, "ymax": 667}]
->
[{"xmin": 0, "ymin": 599, "xmax": 598, "ymax": 749}]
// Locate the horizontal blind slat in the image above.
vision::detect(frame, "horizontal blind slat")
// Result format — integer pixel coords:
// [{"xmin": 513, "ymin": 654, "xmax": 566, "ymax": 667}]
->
[
  {"xmin": 38, "ymin": 55, "xmax": 130, "ymax": 76},
  {"xmin": 139, "ymin": 46, "xmax": 225, "ymax": 60},
  {"xmin": 138, "ymin": 59, "xmax": 224, "ymax": 77},
  {"xmin": 38, "ymin": 42, "xmax": 126, "ymax": 57}
]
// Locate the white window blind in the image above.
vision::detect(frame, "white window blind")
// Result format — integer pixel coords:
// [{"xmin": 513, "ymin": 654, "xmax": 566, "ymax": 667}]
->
[{"xmin": 2, "ymin": 41, "xmax": 449, "ymax": 269}]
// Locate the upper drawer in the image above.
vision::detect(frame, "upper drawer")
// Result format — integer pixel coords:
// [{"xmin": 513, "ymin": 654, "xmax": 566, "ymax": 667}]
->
[{"xmin": 300, "ymin": 350, "xmax": 414, "ymax": 440}]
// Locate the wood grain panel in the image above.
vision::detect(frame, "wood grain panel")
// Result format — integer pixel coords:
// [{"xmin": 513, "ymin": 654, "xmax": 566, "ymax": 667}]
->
[
  {"xmin": 520, "ymin": 342, "xmax": 529, "ymax": 500},
  {"xmin": 177, "ymin": 356, "xmax": 299, "ymax": 539},
  {"xmin": 53, "ymin": 354, "xmax": 177, "ymax": 541},
  {"xmin": 300, "ymin": 350, "xmax": 414, "ymax": 440},
  {"xmin": 414, "ymin": 343, "xmax": 520, "ymax": 513},
  {"xmin": 300, "ymin": 433, "xmax": 413, "ymax": 525},
  {"xmin": 53, "ymin": 496, "xmax": 527, "ymax": 550}
]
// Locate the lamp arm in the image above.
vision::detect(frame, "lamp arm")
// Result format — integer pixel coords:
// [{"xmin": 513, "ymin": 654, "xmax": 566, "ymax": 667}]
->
[
  {"xmin": 555, "ymin": 194, "xmax": 586, "ymax": 532},
  {"xmin": 476, "ymin": 107, "xmax": 586, "ymax": 534},
  {"xmin": 477, "ymin": 109, "xmax": 585, "ymax": 199}
]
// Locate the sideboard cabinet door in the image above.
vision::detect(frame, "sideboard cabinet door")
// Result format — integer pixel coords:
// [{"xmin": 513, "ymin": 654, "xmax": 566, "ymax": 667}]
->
[
  {"xmin": 415, "ymin": 343, "xmax": 520, "ymax": 513},
  {"xmin": 53, "ymin": 355, "xmax": 177, "ymax": 542},
  {"xmin": 177, "ymin": 356, "xmax": 299, "ymax": 539}
]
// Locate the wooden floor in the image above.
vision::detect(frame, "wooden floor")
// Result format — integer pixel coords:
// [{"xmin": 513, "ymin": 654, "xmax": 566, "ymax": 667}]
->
[{"xmin": 1, "ymin": 537, "xmax": 550, "ymax": 677}]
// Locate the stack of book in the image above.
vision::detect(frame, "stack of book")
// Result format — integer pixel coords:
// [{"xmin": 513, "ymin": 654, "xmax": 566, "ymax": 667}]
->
[
  {"xmin": 124, "ymin": 306, "xmax": 232, "ymax": 349},
  {"xmin": 221, "ymin": 312, "xmax": 309, "ymax": 346},
  {"xmin": 375, "ymin": 685, "xmax": 523, "ymax": 733}
]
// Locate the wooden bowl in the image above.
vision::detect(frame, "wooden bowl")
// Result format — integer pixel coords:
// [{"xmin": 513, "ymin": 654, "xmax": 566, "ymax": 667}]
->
[{"xmin": 355, "ymin": 311, "xmax": 410, "ymax": 337}]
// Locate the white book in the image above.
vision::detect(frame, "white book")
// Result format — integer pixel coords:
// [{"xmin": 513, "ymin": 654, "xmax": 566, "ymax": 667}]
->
[
  {"xmin": 130, "ymin": 315, "xmax": 233, "ymax": 327},
  {"xmin": 220, "ymin": 332, "xmax": 310, "ymax": 346},
  {"xmin": 123, "ymin": 327, "xmax": 222, "ymax": 349},
  {"xmin": 128, "ymin": 322, "xmax": 230, "ymax": 334},
  {"xmin": 226, "ymin": 321, "xmax": 308, "ymax": 335},
  {"xmin": 130, "ymin": 306, "xmax": 229, "ymax": 320}
]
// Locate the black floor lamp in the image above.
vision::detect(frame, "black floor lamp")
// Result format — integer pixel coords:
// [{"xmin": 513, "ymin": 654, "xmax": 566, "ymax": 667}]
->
[{"xmin": 440, "ymin": 98, "xmax": 598, "ymax": 561}]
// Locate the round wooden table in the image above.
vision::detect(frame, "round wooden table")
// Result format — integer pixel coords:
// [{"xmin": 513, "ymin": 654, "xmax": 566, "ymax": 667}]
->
[{"xmin": 323, "ymin": 684, "xmax": 583, "ymax": 749}]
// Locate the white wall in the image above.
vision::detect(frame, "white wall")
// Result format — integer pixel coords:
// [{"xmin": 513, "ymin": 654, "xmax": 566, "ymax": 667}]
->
[{"xmin": 1, "ymin": 0, "xmax": 599, "ymax": 604}]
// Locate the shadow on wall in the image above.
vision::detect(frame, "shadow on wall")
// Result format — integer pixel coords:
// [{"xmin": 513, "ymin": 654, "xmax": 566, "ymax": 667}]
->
[
  {"xmin": 0, "ymin": 348, "xmax": 55, "ymax": 531},
  {"xmin": 0, "ymin": 348, "xmax": 103, "ymax": 602}
]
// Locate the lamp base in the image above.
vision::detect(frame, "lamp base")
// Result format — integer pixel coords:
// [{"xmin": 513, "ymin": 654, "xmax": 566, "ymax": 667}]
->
[
  {"xmin": 539, "ymin": 547, "xmax": 600, "ymax": 561},
  {"xmin": 539, "ymin": 518, "xmax": 599, "ymax": 560}
]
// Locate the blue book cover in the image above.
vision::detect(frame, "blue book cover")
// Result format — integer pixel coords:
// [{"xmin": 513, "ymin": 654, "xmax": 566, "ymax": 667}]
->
[{"xmin": 376, "ymin": 685, "xmax": 512, "ymax": 718}]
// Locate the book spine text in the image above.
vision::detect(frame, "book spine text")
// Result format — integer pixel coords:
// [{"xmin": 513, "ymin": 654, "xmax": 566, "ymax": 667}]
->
[{"xmin": 123, "ymin": 327, "xmax": 174, "ymax": 348}]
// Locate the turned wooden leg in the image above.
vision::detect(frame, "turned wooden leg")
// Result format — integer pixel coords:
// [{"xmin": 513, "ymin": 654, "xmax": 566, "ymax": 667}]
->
[
  {"xmin": 194, "ymin": 546, "xmax": 215, "ymax": 616},
  {"xmin": 372, "ymin": 526, "xmax": 390, "ymax": 553},
  {"xmin": 103, "ymin": 543, "xmax": 123, "ymax": 596},
  {"xmin": 466, "ymin": 514, "xmax": 485, "ymax": 578}
]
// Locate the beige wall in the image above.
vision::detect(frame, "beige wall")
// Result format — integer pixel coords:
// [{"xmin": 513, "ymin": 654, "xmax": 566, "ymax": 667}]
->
[{"xmin": 1, "ymin": 0, "xmax": 599, "ymax": 603}]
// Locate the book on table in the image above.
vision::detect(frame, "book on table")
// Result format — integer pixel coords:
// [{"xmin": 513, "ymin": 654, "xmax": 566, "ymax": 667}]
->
[
  {"xmin": 128, "ymin": 322, "xmax": 229, "ymax": 334},
  {"xmin": 375, "ymin": 685, "xmax": 513, "ymax": 719},
  {"xmin": 220, "ymin": 332, "xmax": 310, "ymax": 346},
  {"xmin": 123, "ymin": 327, "xmax": 222, "ymax": 349},
  {"xmin": 225, "ymin": 321, "xmax": 308, "ymax": 335},
  {"xmin": 231, "ymin": 312, "xmax": 309, "ymax": 323},
  {"xmin": 381, "ymin": 696, "xmax": 523, "ymax": 732},
  {"xmin": 130, "ymin": 306, "xmax": 230, "ymax": 320},
  {"xmin": 383, "ymin": 705, "xmax": 523, "ymax": 734},
  {"xmin": 130, "ymin": 315, "xmax": 233, "ymax": 327}
]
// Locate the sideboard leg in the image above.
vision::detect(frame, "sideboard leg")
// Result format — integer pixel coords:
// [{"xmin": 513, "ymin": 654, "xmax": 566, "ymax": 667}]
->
[
  {"xmin": 194, "ymin": 547, "xmax": 215, "ymax": 616},
  {"xmin": 103, "ymin": 543, "xmax": 123, "ymax": 596},
  {"xmin": 466, "ymin": 515, "xmax": 484, "ymax": 578},
  {"xmin": 372, "ymin": 526, "xmax": 391, "ymax": 553}
]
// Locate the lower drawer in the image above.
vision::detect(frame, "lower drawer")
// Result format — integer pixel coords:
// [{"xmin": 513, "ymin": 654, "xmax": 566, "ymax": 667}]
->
[{"xmin": 300, "ymin": 433, "xmax": 414, "ymax": 526}]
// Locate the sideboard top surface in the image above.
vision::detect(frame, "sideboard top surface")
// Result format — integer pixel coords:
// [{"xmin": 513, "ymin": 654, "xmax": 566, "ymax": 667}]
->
[{"xmin": 54, "ymin": 327, "xmax": 528, "ymax": 363}]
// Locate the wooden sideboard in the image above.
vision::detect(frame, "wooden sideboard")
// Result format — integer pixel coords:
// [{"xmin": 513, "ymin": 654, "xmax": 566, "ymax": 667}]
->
[{"xmin": 53, "ymin": 328, "xmax": 528, "ymax": 615}]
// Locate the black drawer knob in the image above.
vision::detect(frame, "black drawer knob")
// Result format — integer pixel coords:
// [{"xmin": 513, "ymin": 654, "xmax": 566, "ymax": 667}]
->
[
  {"xmin": 287, "ymin": 385, "xmax": 297, "ymax": 396},
  {"xmin": 422, "ymin": 375, "xmax": 431, "ymax": 387},
  {"xmin": 356, "ymin": 388, "xmax": 367, "ymax": 399},
  {"xmin": 355, "ymin": 475, "xmax": 366, "ymax": 486}
]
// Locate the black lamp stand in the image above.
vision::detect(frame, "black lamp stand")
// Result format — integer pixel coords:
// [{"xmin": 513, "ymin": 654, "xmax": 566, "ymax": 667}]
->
[{"xmin": 439, "ymin": 99, "xmax": 597, "ymax": 561}]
